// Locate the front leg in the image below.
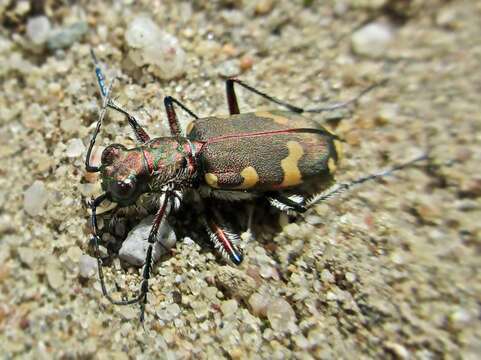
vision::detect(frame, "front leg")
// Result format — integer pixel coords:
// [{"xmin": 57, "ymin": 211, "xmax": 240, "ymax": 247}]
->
[{"xmin": 138, "ymin": 193, "xmax": 171, "ymax": 323}]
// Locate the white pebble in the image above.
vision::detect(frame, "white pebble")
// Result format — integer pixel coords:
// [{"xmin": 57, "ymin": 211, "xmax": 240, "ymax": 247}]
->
[
  {"xmin": 266, "ymin": 297, "xmax": 297, "ymax": 332},
  {"xmin": 283, "ymin": 223, "xmax": 300, "ymax": 239},
  {"xmin": 65, "ymin": 138, "xmax": 85, "ymax": 158},
  {"xmin": 79, "ymin": 254, "xmax": 97, "ymax": 279},
  {"xmin": 384, "ymin": 342, "xmax": 410, "ymax": 360},
  {"xmin": 221, "ymin": 299, "xmax": 238, "ymax": 317},
  {"xmin": 18, "ymin": 247, "xmax": 36, "ymax": 265},
  {"xmin": 119, "ymin": 215, "xmax": 177, "ymax": 266},
  {"xmin": 26, "ymin": 16, "xmax": 51, "ymax": 46},
  {"xmin": 46, "ymin": 262, "xmax": 64, "ymax": 290},
  {"xmin": 351, "ymin": 22, "xmax": 394, "ymax": 58},
  {"xmin": 449, "ymin": 308, "xmax": 472, "ymax": 329},
  {"xmin": 125, "ymin": 15, "xmax": 186, "ymax": 80},
  {"xmin": 23, "ymin": 180, "xmax": 48, "ymax": 216},
  {"xmin": 249, "ymin": 292, "xmax": 270, "ymax": 317},
  {"xmin": 321, "ymin": 269, "xmax": 335, "ymax": 283},
  {"xmin": 217, "ymin": 59, "xmax": 241, "ymax": 78}
]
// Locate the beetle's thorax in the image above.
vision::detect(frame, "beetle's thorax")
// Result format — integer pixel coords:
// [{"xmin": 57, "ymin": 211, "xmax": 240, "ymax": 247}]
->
[{"xmin": 142, "ymin": 137, "xmax": 202, "ymax": 191}]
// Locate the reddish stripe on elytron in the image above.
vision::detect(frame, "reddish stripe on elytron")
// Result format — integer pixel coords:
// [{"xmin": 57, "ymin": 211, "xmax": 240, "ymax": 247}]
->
[
  {"xmin": 203, "ymin": 128, "xmax": 320, "ymax": 146},
  {"xmin": 211, "ymin": 222, "xmax": 236, "ymax": 256},
  {"xmin": 142, "ymin": 149, "xmax": 154, "ymax": 174}
]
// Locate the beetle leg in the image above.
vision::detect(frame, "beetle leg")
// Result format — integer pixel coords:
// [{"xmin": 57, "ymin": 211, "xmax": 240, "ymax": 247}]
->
[
  {"xmin": 164, "ymin": 96, "xmax": 199, "ymax": 137},
  {"xmin": 138, "ymin": 194, "xmax": 172, "ymax": 323},
  {"xmin": 107, "ymin": 101, "xmax": 151, "ymax": 143},
  {"xmin": 225, "ymin": 78, "xmax": 383, "ymax": 115},
  {"xmin": 267, "ymin": 193, "xmax": 307, "ymax": 214},
  {"xmin": 306, "ymin": 153, "xmax": 429, "ymax": 207},
  {"xmin": 90, "ymin": 50, "xmax": 151, "ymax": 144},
  {"xmin": 90, "ymin": 194, "xmax": 145, "ymax": 306},
  {"xmin": 202, "ymin": 203, "xmax": 243, "ymax": 265}
]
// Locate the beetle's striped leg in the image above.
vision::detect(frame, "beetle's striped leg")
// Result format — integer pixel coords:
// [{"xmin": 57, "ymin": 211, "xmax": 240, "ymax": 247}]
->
[
  {"xmin": 225, "ymin": 78, "xmax": 384, "ymax": 115},
  {"xmin": 202, "ymin": 204, "xmax": 243, "ymax": 265},
  {"xmin": 267, "ymin": 193, "xmax": 307, "ymax": 214},
  {"xmin": 90, "ymin": 194, "xmax": 144, "ymax": 306},
  {"xmin": 303, "ymin": 80, "xmax": 386, "ymax": 113},
  {"xmin": 225, "ymin": 79, "xmax": 240, "ymax": 114},
  {"xmin": 226, "ymin": 78, "xmax": 303, "ymax": 113},
  {"xmin": 164, "ymin": 96, "xmax": 199, "ymax": 137},
  {"xmin": 306, "ymin": 154, "xmax": 429, "ymax": 207},
  {"xmin": 138, "ymin": 194, "xmax": 172, "ymax": 323},
  {"xmin": 107, "ymin": 101, "xmax": 151, "ymax": 143},
  {"xmin": 90, "ymin": 50, "xmax": 151, "ymax": 144}
]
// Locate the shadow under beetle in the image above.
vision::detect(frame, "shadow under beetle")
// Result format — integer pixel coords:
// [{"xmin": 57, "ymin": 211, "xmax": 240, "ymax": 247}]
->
[{"xmin": 86, "ymin": 51, "xmax": 427, "ymax": 322}]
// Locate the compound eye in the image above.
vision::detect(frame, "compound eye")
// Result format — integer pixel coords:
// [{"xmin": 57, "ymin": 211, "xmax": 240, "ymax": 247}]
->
[
  {"xmin": 101, "ymin": 144, "xmax": 126, "ymax": 165},
  {"xmin": 111, "ymin": 179, "xmax": 136, "ymax": 200}
]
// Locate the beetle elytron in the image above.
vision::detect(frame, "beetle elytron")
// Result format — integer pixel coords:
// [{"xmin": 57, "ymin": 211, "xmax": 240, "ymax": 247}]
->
[{"xmin": 86, "ymin": 51, "xmax": 426, "ymax": 321}]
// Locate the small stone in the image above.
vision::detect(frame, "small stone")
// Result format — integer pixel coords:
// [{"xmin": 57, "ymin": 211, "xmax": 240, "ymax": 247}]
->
[
  {"xmin": 239, "ymin": 55, "xmax": 254, "ymax": 72},
  {"xmin": 320, "ymin": 269, "xmax": 334, "ymax": 283},
  {"xmin": 66, "ymin": 246, "xmax": 83, "ymax": 263},
  {"xmin": 375, "ymin": 104, "xmax": 398, "ymax": 125},
  {"xmin": 201, "ymin": 286, "xmax": 218, "ymax": 301},
  {"xmin": 255, "ymin": 0, "xmax": 274, "ymax": 15},
  {"xmin": 24, "ymin": 181, "xmax": 49, "ymax": 216},
  {"xmin": 26, "ymin": 16, "xmax": 51, "ymax": 46},
  {"xmin": 217, "ymin": 59, "xmax": 241, "ymax": 78},
  {"xmin": 47, "ymin": 21, "xmax": 88, "ymax": 50},
  {"xmin": 283, "ymin": 223, "xmax": 300, "ymax": 239},
  {"xmin": 18, "ymin": 247, "xmax": 36, "ymax": 266},
  {"xmin": 459, "ymin": 178, "xmax": 481, "ymax": 198},
  {"xmin": 249, "ymin": 292, "xmax": 270, "ymax": 317},
  {"xmin": 65, "ymin": 138, "xmax": 85, "ymax": 158},
  {"xmin": 119, "ymin": 216, "xmax": 177, "ymax": 267},
  {"xmin": 125, "ymin": 15, "xmax": 186, "ymax": 80},
  {"xmin": 293, "ymin": 334, "xmax": 309, "ymax": 350},
  {"xmin": 345, "ymin": 272, "xmax": 356, "ymax": 283},
  {"xmin": 14, "ymin": 1, "xmax": 30, "ymax": 16},
  {"xmin": 162, "ymin": 303, "xmax": 181, "ymax": 320},
  {"xmin": 266, "ymin": 297, "xmax": 297, "ymax": 332},
  {"xmin": 325, "ymin": 291, "xmax": 337, "ymax": 301},
  {"xmin": 305, "ymin": 215, "xmax": 322, "ymax": 225},
  {"xmin": 79, "ymin": 254, "xmax": 97, "ymax": 279},
  {"xmin": 215, "ymin": 266, "xmax": 257, "ymax": 300},
  {"xmin": 222, "ymin": 10, "xmax": 244, "ymax": 26},
  {"xmin": 221, "ymin": 299, "xmax": 238, "ymax": 317},
  {"xmin": 259, "ymin": 265, "xmax": 276, "ymax": 279},
  {"xmin": 436, "ymin": 7, "xmax": 459, "ymax": 29},
  {"xmin": 192, "ymin": 302, "xmax": 209, "ymax": 320},
  {"xmin": 351, "ymin": 21, "xmax": 394, "ymax": 58},
  {"xmin": 384, "ymin": 342, "xmax": 410, "ymax": 360},
  {"xmin": 449, "ymin": 308, "xmax": 472, "ymax": 329},
  {"xmin": 46, "ymin": 262, "xmax": 64, "ymax": 290},
  {"xmin": 119, "ymin": 306, "xmax": 138, "ymax": 321}
]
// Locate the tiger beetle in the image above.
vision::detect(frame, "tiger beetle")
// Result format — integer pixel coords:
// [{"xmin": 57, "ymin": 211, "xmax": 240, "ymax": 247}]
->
[{"xmin": 86, "ymin": 50, "xmax": 427, "ymax": 322}]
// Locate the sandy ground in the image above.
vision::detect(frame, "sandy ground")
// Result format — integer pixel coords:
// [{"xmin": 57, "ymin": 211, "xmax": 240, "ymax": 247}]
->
[{"xmin": 0, "ymin": 1, "xmax": 480, "ymax": 359}]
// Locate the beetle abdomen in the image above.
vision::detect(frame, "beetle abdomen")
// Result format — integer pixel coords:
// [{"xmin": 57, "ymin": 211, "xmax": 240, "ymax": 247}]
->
[{"xmin": 189, "ymin": 111, "xmax": 339, "ymax": 191}]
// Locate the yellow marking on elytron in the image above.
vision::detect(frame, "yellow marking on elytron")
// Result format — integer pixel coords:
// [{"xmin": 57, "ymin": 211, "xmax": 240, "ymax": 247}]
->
[
  {"xmin": 255, "ymin": 111, "xmax": 289, "ymax": 125},
  {"xmin": 205, "ymin": 173, "xmax": 219, "ymax": 188},
  {"xmin": 280, "ymin": 141, "xmax": 304, "ymax": 187},
  {"xmin": 333, "ymin": 139, "xmax": 343, "ymax": 162},
  {"xmin": 328, "ymin": 158, "xmax": 337, "ymax": 173},
  {"xmin": 234, "ymin": 166, "xmax": 259, "ymax": 189},
  {"xmin": 185, "ymin": 121, "xmax": 195, "ymax": 135}
]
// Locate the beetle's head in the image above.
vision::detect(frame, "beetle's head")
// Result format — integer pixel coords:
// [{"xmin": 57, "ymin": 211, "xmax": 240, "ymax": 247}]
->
[{"xmin": 99, "ymin": 144, "xmax": 147, "ymax": 206}]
